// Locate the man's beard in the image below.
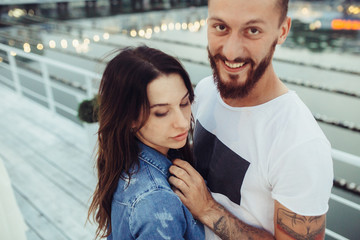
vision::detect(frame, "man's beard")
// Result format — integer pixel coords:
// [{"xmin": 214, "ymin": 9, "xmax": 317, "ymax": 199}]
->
[{"xmin": 208, "ymin": 39, "xmax": 277, "ymax": 99}]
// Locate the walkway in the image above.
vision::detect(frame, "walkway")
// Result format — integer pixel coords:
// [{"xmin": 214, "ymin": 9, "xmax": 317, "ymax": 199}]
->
[{"xmin": 0, "ymin": 84, "xmax": 97, "ymax": 240}]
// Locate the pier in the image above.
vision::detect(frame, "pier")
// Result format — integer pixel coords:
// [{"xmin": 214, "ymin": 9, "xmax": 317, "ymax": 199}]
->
[{"xmin": 0, "ymin": 1, "xmax": 360, "ymax": 239}]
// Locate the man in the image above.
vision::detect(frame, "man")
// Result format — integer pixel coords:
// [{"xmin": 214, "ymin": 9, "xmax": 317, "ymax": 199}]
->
[{"xmin": 169, "ymin": 0, "xmax": 334, "ymax": 239}]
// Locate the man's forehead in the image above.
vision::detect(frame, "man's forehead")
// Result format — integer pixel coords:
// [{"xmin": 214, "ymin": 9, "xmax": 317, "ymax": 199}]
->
[{"xmin": 207, "ymin": 0, "xmax": 280, "ymax": 24}]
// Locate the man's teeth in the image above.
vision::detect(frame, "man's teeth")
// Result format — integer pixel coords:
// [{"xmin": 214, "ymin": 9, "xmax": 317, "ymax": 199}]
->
[{"xmin": 225, "ymin": 61, "xmax": 245, "ymax": 68}]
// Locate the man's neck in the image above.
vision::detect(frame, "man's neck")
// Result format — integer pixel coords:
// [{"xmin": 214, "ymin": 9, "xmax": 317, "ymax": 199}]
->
[{"xmin": 222, "ymin": 67, "xmax": 288, "ymax": 107}]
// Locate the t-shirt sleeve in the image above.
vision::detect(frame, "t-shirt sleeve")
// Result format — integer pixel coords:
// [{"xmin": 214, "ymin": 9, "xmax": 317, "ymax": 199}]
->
[
  {"xmin": 270, "ymin": 138, "xmax": 333, "ymax": 216},
  {"xmin": 129, "ymin": 190, "xmax": 187, "ymax": 240}
]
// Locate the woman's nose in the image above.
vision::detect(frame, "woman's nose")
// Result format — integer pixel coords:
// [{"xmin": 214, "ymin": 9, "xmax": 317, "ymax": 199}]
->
[{"xmin": 173, "ymin": 109, "xmax": 189, "ymax": 129}]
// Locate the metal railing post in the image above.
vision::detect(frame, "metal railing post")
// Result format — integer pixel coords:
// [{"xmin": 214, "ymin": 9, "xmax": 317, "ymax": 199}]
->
[
  {"xmin": 85, "ymin": 75, "xmax": 93, "ymax": 99},
  {"xmin": 7, "ymin": 51, "xmax": 22, "ymax": 96},
  {"xmin": 40, "ymin": 62, "xmax": 56, "ymax": 113}
]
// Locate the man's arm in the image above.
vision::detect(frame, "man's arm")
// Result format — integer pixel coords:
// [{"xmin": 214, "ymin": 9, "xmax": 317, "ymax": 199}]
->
[
  {"xmin": 169, "ymin": 159, "xmax": 326, "ymax": 240},
  {"xmin": 169, "ymin": 159, "xmax": 274, "ymax": 240},
  {"xmin": 274, "ymin": 201, "xmax": 326, "ymax": 240}
]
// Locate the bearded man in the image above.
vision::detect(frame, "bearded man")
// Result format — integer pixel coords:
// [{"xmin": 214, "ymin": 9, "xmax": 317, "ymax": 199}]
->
[{"xmin": 169, "ymin": 0, "xmax": 334, "ymax": 239}]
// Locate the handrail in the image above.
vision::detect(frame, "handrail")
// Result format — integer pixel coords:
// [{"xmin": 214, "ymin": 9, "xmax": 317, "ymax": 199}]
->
[
  {"xmin": 0, "ymin": 43, "xmax": 101, "ymax": 123},
  {"xmin": 0, "ymin": 43, "xmax": 101, "ymax": 81}
]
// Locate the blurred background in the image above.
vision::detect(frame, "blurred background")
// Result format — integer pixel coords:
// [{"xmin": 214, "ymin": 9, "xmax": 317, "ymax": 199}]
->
[{"xmin": 0, "ymin": 0, "xmax": 359, "ymax": 239}]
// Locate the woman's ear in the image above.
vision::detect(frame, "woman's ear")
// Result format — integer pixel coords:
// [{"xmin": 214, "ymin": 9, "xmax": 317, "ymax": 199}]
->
[
  {"xmin": 131, "ymin": 121, "xmax": 138, "ymax": 132},
  {"xmin": 277, "ymin": 17, "xmax": 291, "ymax": 45}
]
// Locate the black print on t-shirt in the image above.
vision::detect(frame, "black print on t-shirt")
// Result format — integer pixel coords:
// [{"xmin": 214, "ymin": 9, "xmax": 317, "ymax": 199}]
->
[{"xmin": 193, "ymin": 120, "xmax": 250, "ymax": 205}]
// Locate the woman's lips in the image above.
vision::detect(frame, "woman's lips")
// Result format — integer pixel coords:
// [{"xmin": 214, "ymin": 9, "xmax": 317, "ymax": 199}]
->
[{"xmin": 172, "ymin": 131, "xmax": 188, "ymax": 141}]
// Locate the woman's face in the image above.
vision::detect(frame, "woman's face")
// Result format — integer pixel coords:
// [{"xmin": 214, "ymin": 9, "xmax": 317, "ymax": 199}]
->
[{"xmin": 135, "ymin": 73, "xmax": 192, "ymax": 155}]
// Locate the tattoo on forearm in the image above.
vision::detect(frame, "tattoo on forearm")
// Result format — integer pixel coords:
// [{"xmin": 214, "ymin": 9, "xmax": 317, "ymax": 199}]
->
[
  {"xmin": 277, "ymin": 208, "xmax": 325, "ymax": 240},
  {"xmin": 214, "ymin": 216, "xmax": 231, "ymax": 240},
  {"xmin": 213, "ymin": 205, "xmax": 274, "ymax": 240}
]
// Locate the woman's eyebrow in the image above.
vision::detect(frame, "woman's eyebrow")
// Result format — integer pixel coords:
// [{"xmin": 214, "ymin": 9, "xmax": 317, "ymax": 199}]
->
[
  {"xmin": 182, "ymin": 92, "xmax": 190, "ymax": 100},
  {"xmin": 150, "ymin": 92, "xmax": 189, "ymax": 108}
]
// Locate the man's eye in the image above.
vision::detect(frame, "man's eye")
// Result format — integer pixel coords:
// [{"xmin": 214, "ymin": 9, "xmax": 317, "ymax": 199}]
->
[
  {"xmin": 247, "ymin": 28, "xmax": 259, "ymax": 35},
  {"xmin": 215, "ymin": 25, "xmax": 227, "ymax": 32}
]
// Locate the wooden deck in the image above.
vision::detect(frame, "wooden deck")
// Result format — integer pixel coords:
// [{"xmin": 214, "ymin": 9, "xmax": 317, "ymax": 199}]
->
[{"xmin": 0, "ymin": 84, "xmax": 98, "ymax": 240}]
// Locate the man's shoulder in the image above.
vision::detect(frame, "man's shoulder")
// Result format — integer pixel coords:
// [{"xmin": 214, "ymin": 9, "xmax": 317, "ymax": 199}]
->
[{"xmin": 195, "ymin": 75, "xmax": 214, "ymax": 92}]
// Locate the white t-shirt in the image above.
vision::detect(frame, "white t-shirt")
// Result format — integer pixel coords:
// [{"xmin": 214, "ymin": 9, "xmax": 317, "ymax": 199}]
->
[{"xmin": 192, "ymin": 76, "xmax": 333, "ymax": 238}]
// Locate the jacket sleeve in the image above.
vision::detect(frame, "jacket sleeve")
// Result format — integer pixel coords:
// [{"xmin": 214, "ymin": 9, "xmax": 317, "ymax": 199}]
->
[{"xmin": 129, "ymin": 189, "xmax": 187, "ymax": 240}]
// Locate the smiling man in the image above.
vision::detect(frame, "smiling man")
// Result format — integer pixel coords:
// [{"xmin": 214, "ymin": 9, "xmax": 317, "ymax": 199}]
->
[{"xmin": 169, "ymin": 0, "xmax": 334, "ymax": 239}]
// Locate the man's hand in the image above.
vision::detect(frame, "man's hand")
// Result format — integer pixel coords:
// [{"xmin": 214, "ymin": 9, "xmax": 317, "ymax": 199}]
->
[
  {"xmin": 169, "ymin": 159, "xmax": 275, "ymax": 240},
  {"xmin": 168, "ymin": 159, "xmax": 216, "ymax": 221}
]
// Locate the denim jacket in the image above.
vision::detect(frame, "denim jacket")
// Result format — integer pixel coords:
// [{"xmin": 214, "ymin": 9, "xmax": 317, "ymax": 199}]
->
[{"xmin": 108, "ymin": 142, "xmax": 204, "ymax": 240}]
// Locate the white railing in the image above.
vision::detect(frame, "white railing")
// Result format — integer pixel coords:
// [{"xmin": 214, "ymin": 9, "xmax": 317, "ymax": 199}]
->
[
  {"xmin": 0, "ymin": 0, "xmax": 87, "ymax": 5},
  {"xmin": 0, "ymin": 43, "xmax": 101, "ymax": 122},
  {"xmin": 0, "ymin": 43, "xmax": 359, "ymax": 240}
]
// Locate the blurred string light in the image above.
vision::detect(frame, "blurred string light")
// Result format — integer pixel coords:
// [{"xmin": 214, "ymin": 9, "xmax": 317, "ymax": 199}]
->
[
  {"xmin": 3, "ymin": 16, "xmax": 207, "ymax": 56},
  {"xmin": 37, "ymin": 43, "xmax": 44, "ymax": 50},
  {"xmin": 347, "ymin": 5, "xmax": 360, "ymax": 15},
  {"xmin": 28, "ymin": 9, "xmax": 35, "ymax": 16},
  {"xmin": 138, "ymin": 29, "xmax": 145, "ymax": 37},
  {"xmin": 23, "ymin": 42, "xmax": 31, "ymax": 53},
  {"xmin": 161, "ymin": 23, "xmax": 167, "ymax": 31},
  {"xmin": 8, "ymin": 8, "xmax": 26, "ymax": 18},
  {"xmin": 8, "ymin": 40, "xmax": 15, "ymax": 46},
  {"xmin": 72, "ymin": 39, "xmax": 80, "ymax": 47},
  {"xmin": 93, "ymin": 35, "xmax": 100, "ymax": 42},
  {"xmin": 301, "ymin": 7, "xmax": 310, "ymax": 16},
  {"xmin": 61, "ymin": 39, "xmax": 68, "ymax": 49},
  {"xmin": 130, "ymin": 29, "xmax": 137, "ymax": 37},
  {"xmin": 182, "ymin": 22, "xmax": 187, "ymax": 30},
  {"xmin": 154, "ymin": 26, "xmax": 160, "ymax": 33},
  {"xmin": 337, "ymin": 5, "xmax": 344, "ymax": 12},
  {"xmin": 10, "ymin": 51, "xmax": 16, "ymax": 56},
  {"xmin": 175, "ymin": 23, "xmax": 181, "ymax": 30},
  {"xmin": 124, "ymin": 18, "xmax": 206, "ymax": 39},
  {"xmin": 146, "ymin": 28, "xmax": 153, "ymax": 34},
  {"xmin": 309, "ymin": 20, "xmax": 322, "ymax": 30},
  {"xmin": 103, "ymin": 32, "xmax": 110, "ymax": 40},
  {"xmin": 49, "ymin": 40, "xmax": 56, "ymax": 48},
  {"xmin": 0, "ymin": 57, "xmax": 3, "ymax": 62}
]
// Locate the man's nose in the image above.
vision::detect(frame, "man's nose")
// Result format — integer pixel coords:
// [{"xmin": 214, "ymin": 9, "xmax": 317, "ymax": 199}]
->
[{"xmin": 222, "ymin": 33, "xmax": 245, "ymax": 61}]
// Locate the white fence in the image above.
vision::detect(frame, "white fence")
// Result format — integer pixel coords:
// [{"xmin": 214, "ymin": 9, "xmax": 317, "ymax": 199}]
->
[{"xmin": 0, "ymin": 43, "xmax": 101, "ymax": 123}]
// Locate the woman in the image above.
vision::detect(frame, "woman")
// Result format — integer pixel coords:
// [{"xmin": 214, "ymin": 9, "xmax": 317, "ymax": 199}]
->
[{"xmin": 88, "ymin": 45, "xmax": 204, "ymax": 239}]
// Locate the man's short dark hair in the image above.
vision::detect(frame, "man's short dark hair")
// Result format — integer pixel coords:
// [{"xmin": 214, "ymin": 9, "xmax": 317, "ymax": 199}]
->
[{"xmin": 277, "ymin": 0, "xmax": 289, "ymax": 26}]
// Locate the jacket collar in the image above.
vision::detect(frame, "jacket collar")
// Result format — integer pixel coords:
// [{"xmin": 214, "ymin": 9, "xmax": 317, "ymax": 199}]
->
[{"xmin": 138, "ymin": 141, "xmax": 172, "ymax": 178}]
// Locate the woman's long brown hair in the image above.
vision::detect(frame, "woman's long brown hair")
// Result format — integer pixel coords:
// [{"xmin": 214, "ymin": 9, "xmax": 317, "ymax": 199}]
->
[{"xmin": 87, "ymin": 45, "xmax": 195, "ymax": 239}]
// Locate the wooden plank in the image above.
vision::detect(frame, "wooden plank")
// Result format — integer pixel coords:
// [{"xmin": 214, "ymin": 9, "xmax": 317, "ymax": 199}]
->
[
  {"xmin": 0, "ymin": 130, "xmax": 94, "ymax": 207},
  {"xmin": 1, "ymin": 145, "xmax": 96, "ymax": 240},
  {"xmin": 0, "ymin": 85, "xmax": 97, "ymax": 201},
  {"xmin": 26, "ymin": 230, "xmax": 43, "ymax": 240},
  {"xmin": 14, "ymin": 190, "xmax": 67, "ymax": 240},
  {"xmin": 0, "ymin": 85, "xmax": 97, "ymax": 240}
]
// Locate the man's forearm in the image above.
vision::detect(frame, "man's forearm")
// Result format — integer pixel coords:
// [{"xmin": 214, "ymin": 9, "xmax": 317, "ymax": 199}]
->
[{"xmin": 201, "ymin": 201, "xmax": 275, "ymax": 240}]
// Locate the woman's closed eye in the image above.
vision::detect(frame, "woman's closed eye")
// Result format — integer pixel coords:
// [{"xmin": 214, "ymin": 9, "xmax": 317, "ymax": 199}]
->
[
  {"xmin": 180, "ymin": 100, "xmax": 190, "ymax": 108},
  {"xmin": 155, "ymin": 111, "xmax": 168, "ymax": 117}
]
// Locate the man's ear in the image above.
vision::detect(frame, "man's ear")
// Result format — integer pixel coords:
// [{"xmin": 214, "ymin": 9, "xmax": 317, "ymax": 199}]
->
[{"xmin": 278, "ymin": 17, "xmax": 291, "ymax": 45}]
